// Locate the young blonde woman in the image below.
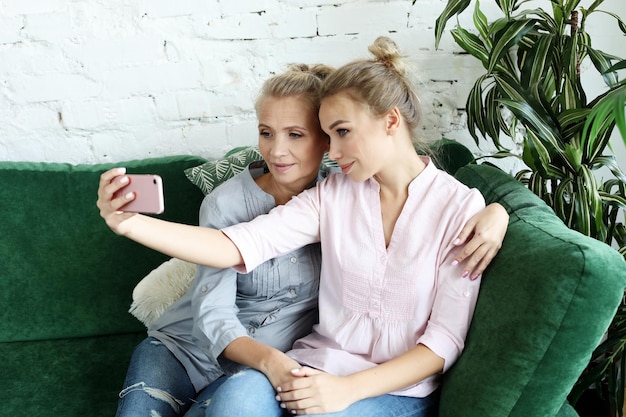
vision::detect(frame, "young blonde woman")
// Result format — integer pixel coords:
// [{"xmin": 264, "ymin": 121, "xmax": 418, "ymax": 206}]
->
[{"xmin": 99, "ymin": 41, "xmax": 508, "ymax": 417}]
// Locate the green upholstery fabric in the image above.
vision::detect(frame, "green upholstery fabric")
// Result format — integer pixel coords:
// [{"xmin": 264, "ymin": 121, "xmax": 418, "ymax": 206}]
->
[
  {"xmin": 0, "ymin": 155, "xmax": 206, "ymax": 417},
  {"xmin": 428, "ymin": 138, "xmax": 476, "ymax": 175},
  {"xmin": 0, "ymin": 155, "xmax": 206, "ymax": 342},
  {"xmin": 440, "ymin": 163, "xmax": 626, "ymax": 417},
  {"xmin": 557, "ymin": 402, "xmax": 580, "ymax": 417},
  {"xmin": 0, "ymin": 333, "xmax": 145, "ymax": 415}
]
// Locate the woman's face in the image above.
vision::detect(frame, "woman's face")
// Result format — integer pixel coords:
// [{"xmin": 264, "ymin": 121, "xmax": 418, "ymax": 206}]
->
[
  {"xmin": 319, "ymin": 91, "xmax": 389, "ymax": 182},
  {"xmin": 257, "ymin": 95, "xmax": 328, "ymax": 189}
]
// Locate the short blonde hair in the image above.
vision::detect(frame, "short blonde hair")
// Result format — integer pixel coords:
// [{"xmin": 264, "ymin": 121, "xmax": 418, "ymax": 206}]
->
[{"xmin": 255, "ymin": 64, "xmax": 334, "ymax": 117}]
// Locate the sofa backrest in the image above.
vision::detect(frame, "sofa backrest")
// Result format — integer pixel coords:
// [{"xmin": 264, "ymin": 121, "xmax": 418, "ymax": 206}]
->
[{"xmin": 0, "ymin": 155, "xmax": 206, "ymax": 343}]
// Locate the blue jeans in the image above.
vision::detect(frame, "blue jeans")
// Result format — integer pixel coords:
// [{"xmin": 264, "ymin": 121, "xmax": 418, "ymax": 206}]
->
[
  {"xmin": 191, "ymin": 368, "xmax": 439, "ymax": 417},
  {"xmin": 115, "ymin": 337, "xmax": 198, "ymax": 417}
]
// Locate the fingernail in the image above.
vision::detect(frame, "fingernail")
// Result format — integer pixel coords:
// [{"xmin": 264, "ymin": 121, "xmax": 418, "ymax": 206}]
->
[
  {"xmin": 453, "ymin": 238, "xmax": 461, "ymax": 245},
  {"xmin": 451, "ymin": 260, "xmax": 458, "ymax": 266},
  {"xmin": 276, "ymin": 386, "xmax": 282, "ymax": 393},
  {"xmin": 116, "ymin": 167, "xmax": 126, "ymax": 174},
  {"xmin": 462, "ymin": 271, "xmax": 469, "ymax": 278},
  {"xmin": 471, "ymin": 274, "xmax": 479, "ymax": 280},
  {"xmin": 120, "ymin": 176, "xmax": 129, "ymax": 184},
  {"xmin": 275, "ymin": 394, "xmax": 281, "ymax": 401},
  {"xmin": 280, "ymin": 403, "xmax": 286, "ymax": 409},
  {"xmin": 124, "ymin": 192, "xmax": 134, "ymax": 200}
]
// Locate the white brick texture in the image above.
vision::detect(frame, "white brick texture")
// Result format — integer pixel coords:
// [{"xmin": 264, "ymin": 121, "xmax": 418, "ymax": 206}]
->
[{"xmin": 0, "ymin": 0, "xmax": 623, "ymax": 168}]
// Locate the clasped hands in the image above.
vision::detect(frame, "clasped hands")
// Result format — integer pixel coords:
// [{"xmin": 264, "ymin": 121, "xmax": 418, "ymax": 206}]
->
[{"xmin": 275, "ymin": 367, "xmax": 355, "ymax": 415}]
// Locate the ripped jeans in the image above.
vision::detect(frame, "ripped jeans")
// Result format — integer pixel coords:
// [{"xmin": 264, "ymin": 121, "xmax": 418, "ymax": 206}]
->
[
  {"xmin": 116, "ymin": 337, "xmax": 209, "ymax": 417},
  {"xmin": 117, "ymin": 338, "xmax": 439, "ymax": 417}
]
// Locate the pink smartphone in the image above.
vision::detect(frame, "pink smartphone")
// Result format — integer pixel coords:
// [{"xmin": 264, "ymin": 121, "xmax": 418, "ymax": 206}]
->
[{"xmin": 114, "ymin": 174, "xmax": 165, "ymax": 214}]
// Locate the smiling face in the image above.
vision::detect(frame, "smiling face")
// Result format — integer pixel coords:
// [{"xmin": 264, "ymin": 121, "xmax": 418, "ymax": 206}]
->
[
  {"xmin": 257, "ymin": 95, "xmax": 329, "ymax": 193},
  {"xmin": 319, "ymin": 91, "xmax": 391, "ymax": 182}
]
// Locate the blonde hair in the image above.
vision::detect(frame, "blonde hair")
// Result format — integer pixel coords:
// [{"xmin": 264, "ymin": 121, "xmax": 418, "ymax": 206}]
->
[
  {"xmin": 255, "ymin": 64, "xmax": 335, "ymax": 117},
  {"xmin": 319, "ymin": 36, "xmax": 423, "ymax": 142}
]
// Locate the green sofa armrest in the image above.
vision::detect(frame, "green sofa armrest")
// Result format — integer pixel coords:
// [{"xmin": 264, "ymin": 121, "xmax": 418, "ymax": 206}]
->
[{"xmin": 440, "ymin": 163, "xmax": 626, "ymax": 417}]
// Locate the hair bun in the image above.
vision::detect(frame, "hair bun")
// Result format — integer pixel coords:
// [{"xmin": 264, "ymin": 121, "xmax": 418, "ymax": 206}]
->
[{"xmin": 368, "ymin": 36, "xmax": 405, "ymax": 75}]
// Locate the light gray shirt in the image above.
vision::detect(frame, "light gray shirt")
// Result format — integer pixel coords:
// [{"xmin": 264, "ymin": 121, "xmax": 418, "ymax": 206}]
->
[{"xmin": 148, "ymin": 161, "xmax": 323, "ymax": 392}]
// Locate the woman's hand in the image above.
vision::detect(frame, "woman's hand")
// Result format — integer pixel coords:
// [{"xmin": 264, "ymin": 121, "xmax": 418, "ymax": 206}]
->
[
  {"xmin": 223, "ymin": 338, "xmax": 303, "ymax": 393},
  {"xmin": 262, "ymin": 353, "xmax": 304, "ymax": 393},
  {"xmin": 276, "ymin": 367, "xmax": 357, "ymax": 415},
  {"xmin": 453, "ymin": 202, "xmax": 509, "ymax": 280},
  {"xmin": 96, "ymin": 167, "xmax": 138, "ymax": 235}
]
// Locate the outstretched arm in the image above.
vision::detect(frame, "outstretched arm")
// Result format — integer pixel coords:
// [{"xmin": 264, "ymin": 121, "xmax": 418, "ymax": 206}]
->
[
  {"xmin": 97, "ymin": 168, "xmax": 243, "ymax": 268},
  {"xmin": 452, "ymin": 202, "xmax": 508, "ymax": 280}
]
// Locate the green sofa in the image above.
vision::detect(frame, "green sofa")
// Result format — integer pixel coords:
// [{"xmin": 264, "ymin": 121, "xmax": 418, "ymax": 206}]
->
[{"xmin": 1, "ymin": 140, "xmax": 624, "ymax": 417}]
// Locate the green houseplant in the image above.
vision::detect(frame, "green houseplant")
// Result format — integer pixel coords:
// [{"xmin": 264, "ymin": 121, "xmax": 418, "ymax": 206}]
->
[{"xmin": 429, "ymin": 0, "xmax": 626, "ymax": 414}]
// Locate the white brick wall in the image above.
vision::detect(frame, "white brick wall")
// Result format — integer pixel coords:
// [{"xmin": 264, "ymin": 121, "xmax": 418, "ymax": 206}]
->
[{"xmin": 0, "ymin": 0, "xmax": 623, "ymax": 169}]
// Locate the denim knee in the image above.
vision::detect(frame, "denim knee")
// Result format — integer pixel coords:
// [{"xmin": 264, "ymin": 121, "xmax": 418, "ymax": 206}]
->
[
  {"xmin": 116, "ymin": 337, "xmax": 196, "ymax": 417},
  {"xmin": 199, "ymin": 369, "xmax": 282, "ymax": 417}
]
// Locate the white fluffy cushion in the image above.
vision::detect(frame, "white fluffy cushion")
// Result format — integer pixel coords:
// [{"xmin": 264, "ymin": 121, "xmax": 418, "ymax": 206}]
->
[{"xmin": 129, "ymin": 257, "xmax": 196, "ymax": 327}]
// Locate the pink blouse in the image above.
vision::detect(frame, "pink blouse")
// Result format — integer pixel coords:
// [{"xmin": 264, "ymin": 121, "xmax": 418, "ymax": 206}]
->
[{"xmin": 222, "ymin": 157, "xmax": 485, "ymax": 397}]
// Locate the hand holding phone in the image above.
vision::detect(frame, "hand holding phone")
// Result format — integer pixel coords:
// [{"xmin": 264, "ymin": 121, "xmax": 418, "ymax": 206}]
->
[{"xmin": 114, "ymin": 174, "xmax": 165, "ymax": 214}]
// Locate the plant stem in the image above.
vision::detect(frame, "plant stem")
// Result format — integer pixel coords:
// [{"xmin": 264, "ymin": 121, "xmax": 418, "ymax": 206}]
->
[{"xmin": 571, "ymin": 10, "xmax": 580, "ymax": 79}]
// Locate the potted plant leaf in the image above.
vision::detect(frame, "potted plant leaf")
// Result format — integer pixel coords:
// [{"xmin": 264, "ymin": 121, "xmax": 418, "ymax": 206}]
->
[{"xmin": 429, "ymin": 0, "xmax": 626, "ymax": 414}]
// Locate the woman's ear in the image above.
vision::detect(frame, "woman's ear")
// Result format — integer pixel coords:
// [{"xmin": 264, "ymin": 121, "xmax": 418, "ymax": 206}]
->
[{"xmin": 385, "ymin": 107, "xmax": 401, "ymax": 135}]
